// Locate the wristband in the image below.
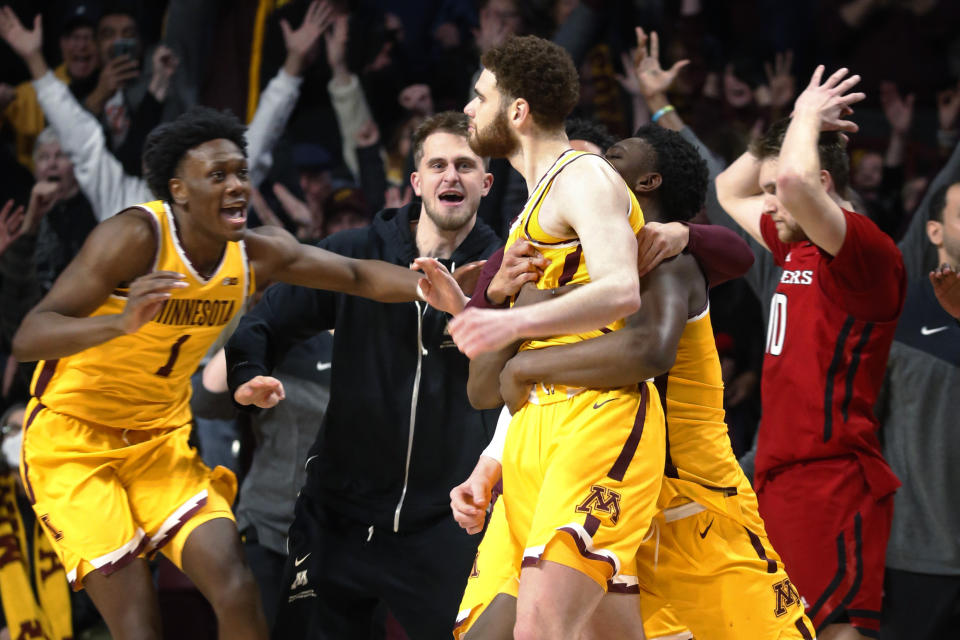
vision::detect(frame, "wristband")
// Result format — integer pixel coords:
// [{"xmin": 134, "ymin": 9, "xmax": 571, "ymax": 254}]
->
[
  {"xmin": 481, "ymin": 406, "xmax": 512, "ymax": 463},
  {"xmin": 651, "ymin": 104, "xmax": 675, "ymax": 123}
]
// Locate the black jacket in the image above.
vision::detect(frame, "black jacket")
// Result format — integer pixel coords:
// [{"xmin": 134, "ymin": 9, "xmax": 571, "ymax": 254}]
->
[{"xmin": 226, "ymin": 203, "xmax": 502, "ymax": 533}]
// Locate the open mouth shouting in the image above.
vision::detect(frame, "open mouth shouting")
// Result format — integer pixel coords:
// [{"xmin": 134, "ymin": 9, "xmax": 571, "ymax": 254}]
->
[
  {"xmin": 220, "ymin": 202, "xmax": 248, "ymax": 228},
  {"xmin": 437, "ymin": 189, "xmax": 465, "ymax": 207}
]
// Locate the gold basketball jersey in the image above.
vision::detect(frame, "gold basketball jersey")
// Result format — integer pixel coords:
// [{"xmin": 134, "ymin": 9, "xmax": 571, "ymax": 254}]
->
[
  {"xmin": 504, "ymin": 150, "xmax": 644, "ymax": 404},
  {"xmin": 658, "ymin": 306, "xmax": 765, "ymax": 533},
  {"xmin": 30, "ymin": 200, "xmax": 254, "ymax": 431}
]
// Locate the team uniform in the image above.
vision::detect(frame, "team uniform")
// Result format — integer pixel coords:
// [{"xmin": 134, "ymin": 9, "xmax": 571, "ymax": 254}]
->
[
  {"xmin": 455, "ymin": 150, "xmax": 667, "ymax": 636},
  {"xmin": 629, "ymin": 301, "xmax": 815, "ymax": 640},
  {"xmin": 755, "ymin": 210, "xmax": 905, "ymax": 636},
  {"xmin": 19, "ymin": 200, "xmax": 253, "ymax": 588}
]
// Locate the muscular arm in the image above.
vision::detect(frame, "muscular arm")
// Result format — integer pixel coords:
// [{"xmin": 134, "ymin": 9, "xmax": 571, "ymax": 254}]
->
[
  {"xmin": 686, "ymin": 222, "xmax": 755, "ymax": 286},
  {"xmin": 449, "ymin": 159, "xmax": 641, "ymax": 357},
  {"xmin": 715, "ymin": 151, "xmax": 770, "ymax": 250},
  {"xmin": 776, "ymin": 111, "xmax": 847, "ymax": 256},
  {"xmin": 12, "ymin": 211, "xmax": 165, "ymax": 361},
  {"xmin": 246, "ymin": 226, "xmax": 422, "ymax": 302},
  {"xmin": 501, "ymin": 257, "xmax": 696, "ymax": 393}
]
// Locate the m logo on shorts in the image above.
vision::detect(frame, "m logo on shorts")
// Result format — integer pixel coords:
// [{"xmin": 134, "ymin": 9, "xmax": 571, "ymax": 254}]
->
[
  {"xmin": 469, "ymin": 553, "xmax": 479, "ymax": 579},
  {"xmin": 291, "ymin": 569, "xmax": 308, "ymax": 590},
  {"xmin": 772, "ymin": 578, "xmax": 802, "ymax": 617},
  {"xmin": 575, "ymin": 485, "xmax": 622, "ymax": 525}
]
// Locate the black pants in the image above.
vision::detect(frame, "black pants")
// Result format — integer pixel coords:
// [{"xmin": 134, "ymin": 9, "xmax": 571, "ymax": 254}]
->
[
  {"xmin": 242, "ymin": 531, "xmax": 287, "ymax": 630},
  {"xmin": 880, "ymin": 568, "xmax": 960, "ymax": 639},
  {"xmin": 272, "ymin": 496, "xmax": 480, "ymax": 640}
]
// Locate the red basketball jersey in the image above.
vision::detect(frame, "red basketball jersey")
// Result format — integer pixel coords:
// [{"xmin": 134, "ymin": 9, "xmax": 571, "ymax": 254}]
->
[{"xmin": 755, "ymin": 209, "xmax": 905, "ymax": 497}]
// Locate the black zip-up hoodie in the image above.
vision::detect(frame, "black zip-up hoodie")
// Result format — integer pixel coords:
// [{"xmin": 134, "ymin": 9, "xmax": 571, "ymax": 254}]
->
[{"xmin": 226, "ymin": 203, "xmax": 502, "ymax": 533}]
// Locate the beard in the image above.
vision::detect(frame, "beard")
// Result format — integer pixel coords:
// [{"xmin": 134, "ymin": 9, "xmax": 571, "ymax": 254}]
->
[
  {"xmin": 469, "ymin": 108, "xmax": 519, "ymax": 158},
  {"xmin": 422, "ymin": 197, "xmax": 477, "ymax": 232}
]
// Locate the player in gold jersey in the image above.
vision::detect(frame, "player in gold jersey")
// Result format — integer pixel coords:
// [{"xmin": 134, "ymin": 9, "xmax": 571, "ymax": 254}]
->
[
  {"xmin": 450, "ymin": 36, "xmax": 667, "ymax": 640},
  {"xmin": 10, "ymin": 106, "xmax": 458, "ymax": 640},
  {"xmin": 445, "ymin": 126, "xmax": 814, "ymax": 639}
]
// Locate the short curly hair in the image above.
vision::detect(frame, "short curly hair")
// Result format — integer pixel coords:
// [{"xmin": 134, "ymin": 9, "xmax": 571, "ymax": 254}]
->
[
  {"xmin": 481, "ymin": 35, "xmax": 579, "ymax": 130},
  {"xmin": 750, "ymin": 117, "xmax": 850, "ymax": 196},
  {"xmin": 634, "ymin": 124, "xmax": 707, "ymax": 222},
  {"xmin": 143, "ymin": 106, "xmax": 247, "ymax": 203}
]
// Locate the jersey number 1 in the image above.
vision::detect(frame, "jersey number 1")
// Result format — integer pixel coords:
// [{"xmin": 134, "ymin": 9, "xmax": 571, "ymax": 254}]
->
[
  {"xmin": 156, "ymin": 335, "xmax": 191, "ymax": 377},
  {"xmin": 766, "ymin": 293, "xmax": 787, "ymax": 356}
]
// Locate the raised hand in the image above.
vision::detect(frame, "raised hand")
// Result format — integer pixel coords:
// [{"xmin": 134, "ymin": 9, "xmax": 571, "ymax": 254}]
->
[
  {"xmin": 118, "ymin": 271, "xmax": 187, "ymax": 334},
  {"xmin": 97, "ymin": 55, "xmax": 140, "ymax": 95},
  {"xmin": 930, "ymin": 264, "xmax": 960, "ymax": 320},
  {"xmin": 22, "ymin": 180, "xmax": 60, "ymax": 233},
  {"xmin": 354, "ymin": 119, "xmax": 380, "ymax": 148},
  {"xmin": 793, "ymin": 65, "xmax": 865, "ymax": 133},
  {"xmin": 486, "ymin": 238, "xmax": 548, "ymax": 305},
  {"xmin": 763, "ymin": 50, "xmax": 795, "ymax": 111},
  {"xmin": 411, "ymin": 257, "xmax": 469, "ymax": 315},
  {"xmin": 148, "ymin": 45, "xmax": 179, "ymax": 101},
  {"xmin": 617, "ymin": 27, "xmax": 689, "ymax": 100},
  {"xmin": 282, "ymin": 0, "xmax": 334, "ymax": 77},
  {"xmin": 234, "ymin": 375, "xmax": 286, "ymax": 409},
  {"xmin": 0, "ymin": 199, "xmax": 25, "ymax": 258},
  {"xmin": 880, "ymin": 81, "xmax": 914, "ymax": 135},
  {"xmin": 324, "ymin": 13, "xmax": 349, "ymax": 79},
  {"xmin": 636, "ymin": 221, "xmax": 690, "ymax": 277},
  {"xmin": 0, "ymin": 7, "xmax": 41, "ymax": 60}
]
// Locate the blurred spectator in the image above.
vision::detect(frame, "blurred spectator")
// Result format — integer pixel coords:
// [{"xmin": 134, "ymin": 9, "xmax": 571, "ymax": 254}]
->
[
  {"xmin": 1, "ymin": 1, "xmax": 100, "ymax": 170},
  {"xmin": 0, "ymin": 0, "xmax": 327, "ymax": 220}
]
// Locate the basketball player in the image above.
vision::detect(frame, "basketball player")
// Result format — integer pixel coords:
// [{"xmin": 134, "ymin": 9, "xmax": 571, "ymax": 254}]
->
[
  {"xmin": 448, "ymin": 36, "xmax": 666, "ymax": 640},
  {"xmin": 437, "ymin": 126, "xmax": 815, "ymax": 640},
  {"xmin": 715, "ymin": 67, "xmax": 906, "ymax": 639},
  {"xmin": 10, "ymin": 106, "xmax": 446, "ymax": 640}
]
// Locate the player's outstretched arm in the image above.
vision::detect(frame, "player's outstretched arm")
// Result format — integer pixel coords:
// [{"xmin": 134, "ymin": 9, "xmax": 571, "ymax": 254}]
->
[
  {"xmin": 715, "ymin": 152, "xmax": 770, "ymax": 251},
  {"xmin": 12, "ymin": 211, "xmax": 177, "ymax": 361},
  {"xmin": 449, "ymin": 159, "xmax": 641, "ymax": 358},
  {"xmin": 246, "ymin": 225, "xmax": 422, "ymax": 302},
  {"xmin": 776, "ymin": 66, "xmax": 864, "ymax": 256},
  {"xmin": 499, "ymin": 258, "xmax": 693, "ymax": 413}
]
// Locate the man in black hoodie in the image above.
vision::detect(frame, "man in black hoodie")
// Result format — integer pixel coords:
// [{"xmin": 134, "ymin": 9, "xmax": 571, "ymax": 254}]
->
[{"xmin": 225, "ymin": 111, "xmax": 502, "ymax": 639}]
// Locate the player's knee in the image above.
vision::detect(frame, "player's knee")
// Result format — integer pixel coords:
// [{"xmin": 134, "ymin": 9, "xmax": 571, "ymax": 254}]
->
[
  {"xmin": 208, "ymin": 563, "xmax": 260, "ymax": 613},
  {"xmin": 514, "ymin": 607, "xmax": 564, "ymax": 640}
]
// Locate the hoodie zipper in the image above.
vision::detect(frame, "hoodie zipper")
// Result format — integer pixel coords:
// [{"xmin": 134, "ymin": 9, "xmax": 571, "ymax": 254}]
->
[{"xmin": 392, "ymin": 300, "xmax": 429, "ymax": 532}]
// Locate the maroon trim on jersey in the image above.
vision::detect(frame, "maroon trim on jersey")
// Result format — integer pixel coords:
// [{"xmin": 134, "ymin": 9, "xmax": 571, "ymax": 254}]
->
[
  {"xmin": 20, "ymin": 402, "xmax": 44, "ymax": 505},
  {"xmin": 32, "ymin": 359, "xmax": 59, "ymax": 398},
  {"xmin": 842, "ymin": 323, "xmax": 874, "ymax": 422},
  {"xmin": 607, "ymin": 384, "xmax": 649, "ymax": 482},
  {"xmin": 653, "ymin": 375, "xmax": 678, "ymax": 479},
  {"xmin": 94, "ymin": 534, "xmax": 150, "ymax": 578},
  {"xmin": 795, "ymin": 618, "xmax": 814, "ymax": 640},
  {"xmin": 607, "ymin": 581, "xmax": 640, "ymax": 594},
  {"xmin": 583, "ymin": 514, "xmax": 601, "ymax": 537},
  {"xmin": 147, "ymin": 495, "xmax": 208, "ymax": 556},
  {"xmin": 557, "ymin": 246, "xmax": 583, "ymax": 287},
  {"xmin": 823, "ymin": 316, "xmax": 856, "ymax": 442},
  {"xmin": 745, "ymin": 527, "xmax": 777, "ymax": 574},
  {"xmin": 554, "ymin": 526, "xmax": 618, "ymax": 575},
  {"xmin": 522, "ymin": 152, "xmax": 597, "ymax": 247}
]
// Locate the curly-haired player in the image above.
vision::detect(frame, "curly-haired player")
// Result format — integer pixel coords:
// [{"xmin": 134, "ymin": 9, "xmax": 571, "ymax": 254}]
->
[
  {"xmin": 11, "ymin": 106, "xmax": 447, "ymax": 640},
  {"xmin": 448, "ymin": 35, "xmax": 665, "ymax": 640}
]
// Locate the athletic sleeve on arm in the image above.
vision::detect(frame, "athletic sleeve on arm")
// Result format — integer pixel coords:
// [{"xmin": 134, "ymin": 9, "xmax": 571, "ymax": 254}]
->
[
  {"xmin": 758, "ymin": 214, "xmax": 791, "ymax": 267},
  {"xmin": 685, "ymin": 223, "xmax": 755, "ymax": 287},
  {"xmin": 465, "ymin": 247, "xmax": 507, "ymax": 310},
  {"xmin": 819, "ymin": 209, "xmax": 906, "ymax": 322}
]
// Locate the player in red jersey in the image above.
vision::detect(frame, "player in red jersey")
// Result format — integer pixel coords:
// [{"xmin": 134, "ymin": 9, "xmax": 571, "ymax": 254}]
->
[{"xmin": 715, "ymin": 66, "xmax": 906, "ymax": 640}]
